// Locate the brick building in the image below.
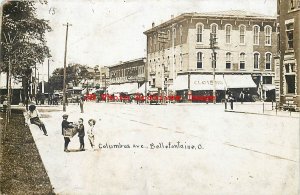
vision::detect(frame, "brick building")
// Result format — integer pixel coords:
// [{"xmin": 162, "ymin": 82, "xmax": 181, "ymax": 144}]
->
[
  {"xmin": 144, "ymin": 10, "xmax": 277, "ymax": 102},
  {"xmin": 107, "ymin": 58, "xmax": 146, "ymax": 95},
  {"xmin": 277, "ymin": 0, "xmax": 300, "ymax": 110}
]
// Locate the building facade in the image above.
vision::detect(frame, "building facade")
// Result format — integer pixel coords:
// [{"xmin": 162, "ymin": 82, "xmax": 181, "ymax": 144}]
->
[
  {"xmin": 144, "ymin": 11, "xmax": 277, "ymax": 102},
  {"xmin": 277, "ymin": 0, "xmax": 300, "ymax": 110},
  {"xmin": 107, "ymin": 58, "xmax": 146, "ymax": 95}
]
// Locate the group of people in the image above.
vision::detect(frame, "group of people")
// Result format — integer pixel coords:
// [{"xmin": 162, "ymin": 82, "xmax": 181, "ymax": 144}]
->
[
  {"xmin": 26, "ymin": 103, "xmax": 97, "ymax": 153},
  {"xmin": 62, "ymin": 114, "xmax": 97, "ymax": 152}
]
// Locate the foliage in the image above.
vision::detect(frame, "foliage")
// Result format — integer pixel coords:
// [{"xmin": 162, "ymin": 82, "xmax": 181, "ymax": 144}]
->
[
  {"xmin": 1, "ymin": 1, "xmax": 52, "ymax": 78},
  {"xmin": 48, "ymin": 64, "xmax": 89, "ymax": 91}
]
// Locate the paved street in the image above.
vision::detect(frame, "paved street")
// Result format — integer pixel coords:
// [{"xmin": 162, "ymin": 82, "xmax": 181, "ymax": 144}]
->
[{"xmin": 29, "ymin": 102, "xmax": 299, "ymax": 195}]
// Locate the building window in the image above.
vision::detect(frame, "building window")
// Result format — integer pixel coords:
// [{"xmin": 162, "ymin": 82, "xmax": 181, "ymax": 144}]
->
[
  {"xmin": 196, "ymin": 23, "xmax": 203, "ymax": 43},
  {"xmin": 239, "ymin": 25, "xmax": 246, "ymax": 44},
  {"xmin": 179, "ymin": 25, "xmax": 183, "ymax": 44},
  {"xmin": 149, "ymin": 37, "xmax": 152, "ymax": 52},
  {"xmin": 253, "ymin": 25, "xmax": 260, "ymax": 45},
  {"xmin": 173, "ymin": 27, "xmax": 176, "ymax": 41},
  {"xmin": 212, "ymin": 52, "xmax": 217, "ymax": 68},
  {"xmin": 286, "ymin": 23, "xmax": 294, "ymax": 49},
  {"xmin": 167, "ymin": 30, "xmax": 170, "ymax": 48},
  {"xmin": 197, "ymin": 52, "xmax": 203, "ymax": 69},
  {"xmin": 254, "ymin": 52, "xmax": 260, "ymax": 69},
  {"xmin": 211, "ymin": 24, "xmax": 218, "ymax": 40},
  {"xmin": 225, "ymin": 24, "xmax": 231, "ymax": 44},
  {"xmin": 154, "ymin": 34, "xmax": 157, "ymax": 51},
  {"xmin": 290, "ymin": 0, "xmax": 295, "ymax": 9},
  {"xmin": 226, "ymin": 52, "xmax": 231, "ymax": 69},
  {"xmin": 285, "ymin": 75, "xmax": 295, "ymax": 94},
  {"xmin": 180, "ymin": 53, "xmax": 183, "ymax": 70},
  {"xmin": 265, "ymin": 53, "xmax": 271, "ymax": 70},
  {"xmin": 240, "ymin": 52, "xmax": 245, "ymax": 69},
  {"xmin": 265, "ymin": 25, "xmax": 272, "ymax": 46}
]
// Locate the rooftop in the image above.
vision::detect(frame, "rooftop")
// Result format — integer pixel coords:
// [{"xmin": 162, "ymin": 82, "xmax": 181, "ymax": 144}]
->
[{"xmin": 144, "ymin": 10, "xmax": 276, "ymax": 34}]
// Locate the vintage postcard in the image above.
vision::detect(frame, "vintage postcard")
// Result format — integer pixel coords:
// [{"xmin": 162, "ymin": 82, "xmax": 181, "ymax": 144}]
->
[{"xmin": 0, "ymin": 0, "xmax": 299, "ymax": 194}]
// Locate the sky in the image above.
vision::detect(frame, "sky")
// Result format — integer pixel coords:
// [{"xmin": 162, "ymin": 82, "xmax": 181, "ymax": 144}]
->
[{"xmin": 34, "ymin": 0, "xmax": 277, "ymax": 78}]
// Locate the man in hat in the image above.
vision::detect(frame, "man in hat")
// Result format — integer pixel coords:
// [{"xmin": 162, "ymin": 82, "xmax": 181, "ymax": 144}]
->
[
  {"xmin": 27, "ymin": 104, "xmax": 48, "ymax": 136},
  {"xmin": 62, "ymin": 114, "xmax": 74, "ymax": 152}
]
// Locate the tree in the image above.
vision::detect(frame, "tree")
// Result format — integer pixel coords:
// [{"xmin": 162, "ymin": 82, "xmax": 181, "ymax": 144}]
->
[
  {"xmin": 49, "ymin": 64, "xmax": 89, "ymax": 91},
  {"xmin": 1, "ymin": 0, "xmax": 52, "ymax": 109}
]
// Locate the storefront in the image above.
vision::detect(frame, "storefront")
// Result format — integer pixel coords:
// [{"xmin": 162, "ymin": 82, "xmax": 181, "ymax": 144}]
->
[{"xmin": 173, "ymin": 74, "xmax": 258, "ymax": 102}]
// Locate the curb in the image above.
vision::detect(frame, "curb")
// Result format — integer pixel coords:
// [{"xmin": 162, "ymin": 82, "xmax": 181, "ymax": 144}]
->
[{"xmin": 225, "ymin": 109, "xmax": 299, "ymax": 118}]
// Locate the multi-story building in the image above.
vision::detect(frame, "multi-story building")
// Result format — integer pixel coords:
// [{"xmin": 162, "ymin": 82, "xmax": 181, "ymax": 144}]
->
[
  {"xmin": 107, "ymin": 58, "xmax": 146, "ymax": 95},
  {"xmin": 144, "ymin": 10, "xmax": 277, "ymax": 102},
  {"xmin": 277, "ymin": 0, "xmax": 300, "ymax": 110},
  {"xmin": 99, "ymin": 66, "xmax": 110, "ymax": 90}
]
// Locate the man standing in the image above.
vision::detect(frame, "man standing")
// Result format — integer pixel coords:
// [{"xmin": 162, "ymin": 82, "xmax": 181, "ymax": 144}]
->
[{"xmin": 79, "ymin": 97, "xmax": 84, "ymax": 113}]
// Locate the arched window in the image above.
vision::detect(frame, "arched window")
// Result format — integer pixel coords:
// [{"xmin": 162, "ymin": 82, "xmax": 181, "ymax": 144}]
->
[
  {"xmin": 226, "ymin": 52, "xmax": 231, "ymax": 69},
  {"xmin": 154, "ymin": 34, "xmax": 157, "ymax": 51},
  {"xmin": 212, "ymin": 52, "xmax": 217, "ymax": 68},
  {"xmin": 265, "ymin": 25, "xmax": 272, "ymax": 45},
  {"xmin": 265, "ymin": 53, "xmax": 272, "ymax": 70},
  {"xmin": 254, "ymin": 52, "xmax": 260, "ymax": 69},
  {"xmin": 179, "ymin": 25, "xmax": 183, "ymax": 44},
  {"xmin": 239, "ymin": 25, "xmax": 246, "ymax": 44},
  {"xmin": 180, "ymin": 53, "xmax": 183, "ymax": 70},
  {"xmin": 240, "ymin": 53, "xmax": 246, "ymax": 69},
  {"xmin": 196, "ymin": 23, "xmax": 203, "ymax": 43},
  {"xmin": 225, "ymin": 24, "xmax": 231, "ymax": 44},
  {"xmin": 197, "ymin": 52, "xmax": 203, "ymax": 69},
  {"xmin": 211, "ymin": 24, "xmax": 218, "ymax": 39},
  {"xmin": 253, "ymin": 25, "xmax": 260, "ymax": 45},
  {"xmin": 167, "ymin": 30, "xmax": 170, "ymax": 47},
  {"xmin": 149, "ymin": 37, "xmax": 152, "ymax": 52},
  {"xmin": 172, "ymin": 28, "xmax": 176, "ymax": 45}
]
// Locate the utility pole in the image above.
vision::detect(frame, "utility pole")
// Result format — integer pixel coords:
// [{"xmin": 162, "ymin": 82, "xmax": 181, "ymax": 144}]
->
[
  {"xmin": 158, "ymin": 31, "xmax": 168, "ymax": 104},
  {"xmin": 210, "ymin": 33, "xmax": 217, "ymax": 104},
  {"xmin": 63, "ymin": 22, "xmax": 72, "ymax": 112}
]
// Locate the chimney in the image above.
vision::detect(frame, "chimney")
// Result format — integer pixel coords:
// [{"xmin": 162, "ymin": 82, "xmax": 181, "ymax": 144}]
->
[
  {"xmin": 171, "ymin": 14, "xmax": 174, "ymax": 19},
  {"xmin": 152, "ymin": 22, "xmax": 155, "ymax": 28}
]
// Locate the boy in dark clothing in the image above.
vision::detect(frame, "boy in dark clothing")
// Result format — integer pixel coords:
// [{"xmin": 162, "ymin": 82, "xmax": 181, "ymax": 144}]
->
[
  {"xmin": 77, "ymin": 118, "xmax": 85, "ymax": 151},
  {"xmin": 62, "ymin": 114, "xmax": 74, "ymax": 152}
]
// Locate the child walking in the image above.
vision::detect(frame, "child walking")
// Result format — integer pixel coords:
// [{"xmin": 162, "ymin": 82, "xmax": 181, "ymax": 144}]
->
[
  {"xmin": 87, "ymin": 119, "xmax": 96, "ymax": 149},
  {"xmin": 77, "ymin": 118, "xmax": 85, "ymax": 151}
]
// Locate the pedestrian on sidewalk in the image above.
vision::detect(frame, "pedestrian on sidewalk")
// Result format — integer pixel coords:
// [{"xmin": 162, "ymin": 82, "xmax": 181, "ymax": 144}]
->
[
  {"xmin": 87, "ymin": 119, "xmax": 96, "ymax": 149},
  {"xmin": 229, "ymin": 92, "xmax": 234, "ymax": 110},
  {"xmin": 27, "ymin": 104, "xmax": 48, "ymax": 136},
  {"xmin": 239, "ymin": 90, "xmax": 245, "ymax": 104},
  {"xmin": 79, "ymin": 97, "xmax": 84, "ymax": 113},
  {"xmin": 62, "ymin": 114, "xmax": 74, "ymax": 152},
  {"xmin": 77, "ymin": 118, "xmax": 85, "ymax": 151}
]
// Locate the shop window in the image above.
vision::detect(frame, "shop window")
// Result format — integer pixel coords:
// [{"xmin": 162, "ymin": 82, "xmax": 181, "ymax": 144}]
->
[
  {"xmin": 226, "ymin": 52, "xmax": 231, "ymax": 69},
  {"xmin": 240, "ymin": 53, "xmax": 246, "ymax": 70},
  {"xmin": 197, "ymin": 52, "xmax": 203, "ymax": 69},
  {"xmin": 263, "ymin": 76, "xmax": 272, "ymax": 84}
]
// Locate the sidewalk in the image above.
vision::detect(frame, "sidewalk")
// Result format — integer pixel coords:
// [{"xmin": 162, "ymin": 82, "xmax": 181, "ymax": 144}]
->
[{"xmin": 225, "ymin": 102, "xmax": 300, "ymax": 118}]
